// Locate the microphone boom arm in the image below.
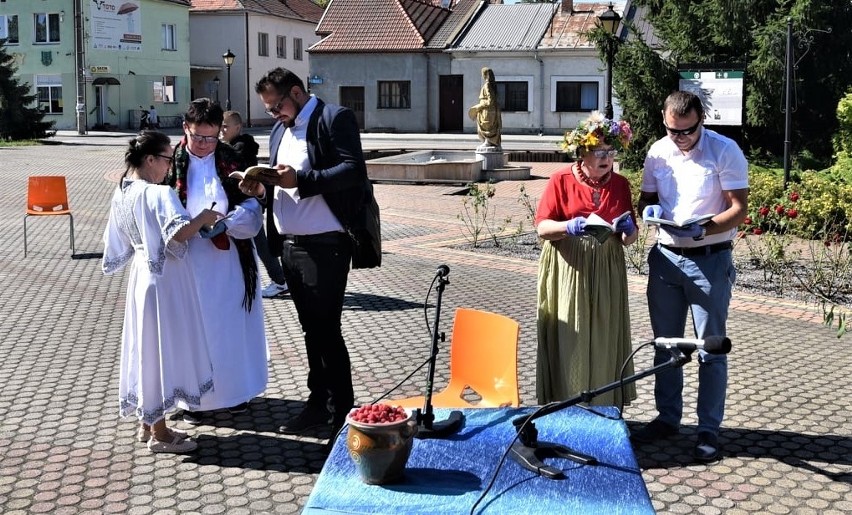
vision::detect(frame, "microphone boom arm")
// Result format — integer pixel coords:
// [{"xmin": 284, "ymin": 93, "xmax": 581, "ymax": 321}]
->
[{"xmin": 510, "ymin": 349, "xmax": 693, "ymax": 479}]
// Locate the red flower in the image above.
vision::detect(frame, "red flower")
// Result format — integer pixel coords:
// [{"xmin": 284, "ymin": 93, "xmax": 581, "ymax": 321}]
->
[
  {"xmin": 789, "ymin": 192, "xmax": 800, "ymax": 202},
  {"xmin": 743, "ymin": 216, "xmax": 752, "ymax": 225},
  {"xmin": 825, "ymin": 241, "xmax": 831, "ymax": 247},
  {"xmin": 786, "ymin": 208, "xmax": 798, "ymax": 219},
  {"xmin": 774, "ymin": 204, "xmax": 785, "ymax": 215},
  {"xmin": 758, "ymin": 206, "xmax": 770, "ymax": 217},
  {"xmin": 753, "ymin": 228, "xmax": 764, "ymax": 235}
]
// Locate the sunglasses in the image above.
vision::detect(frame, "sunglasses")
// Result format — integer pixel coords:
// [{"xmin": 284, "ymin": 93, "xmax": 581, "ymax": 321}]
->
[
  {"xmin": 187, "ymin": 130, "xmax": 219, "ymax": 143},
  {"xmin": 156, "ymin": 154, "xmax": 174, "ymax": 164},
  {"xmin": 264, "ymin": 97, "xmax": 287, "ymax": 116},
  {"xmin": 589, "ymin": 149, "xmax": 618, "ymax": 158},
  {"xmin": 664, "ymin": 120, "xmax": 701, "ymax": 137}
]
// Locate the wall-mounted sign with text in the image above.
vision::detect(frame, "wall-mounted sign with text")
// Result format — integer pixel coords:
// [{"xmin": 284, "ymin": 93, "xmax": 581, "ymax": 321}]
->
[
  {"xmin": 90, "ymin": 66, "xmax": 112, "ymax": 74},
  {"xmin": 678, "ymin": 69, "xmax": 744, "ymax": 127}
]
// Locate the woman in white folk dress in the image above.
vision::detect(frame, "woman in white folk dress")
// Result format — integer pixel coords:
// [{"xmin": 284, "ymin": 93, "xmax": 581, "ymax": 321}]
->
[{"xmin": 102, "ymin": 131, "xmax": 221, "ymax": 454}]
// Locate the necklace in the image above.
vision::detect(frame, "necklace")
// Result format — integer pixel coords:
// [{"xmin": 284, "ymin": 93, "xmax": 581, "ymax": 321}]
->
[{"xmin": 574, "ymin": 163, "xmax": 610, "ymax": 207}]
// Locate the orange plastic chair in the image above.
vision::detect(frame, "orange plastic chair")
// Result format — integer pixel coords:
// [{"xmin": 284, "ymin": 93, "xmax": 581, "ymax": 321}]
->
[
  {"xmin": 393, "ymin": 307, "xmax": 520, "ymax": 409},
  {"xmin": 24, "ymin": 176, "xmax": 75, "ymax": 257}
]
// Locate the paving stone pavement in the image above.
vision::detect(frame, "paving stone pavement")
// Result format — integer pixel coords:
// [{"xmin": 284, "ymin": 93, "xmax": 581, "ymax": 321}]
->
[{"xmin": 1, "ymin": 136, "xmax": 850, "ymax": 514}]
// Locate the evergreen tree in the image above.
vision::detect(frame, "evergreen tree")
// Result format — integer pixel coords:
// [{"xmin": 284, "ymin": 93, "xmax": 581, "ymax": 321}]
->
[
  {"xmin": 0, "ymin": 38, "xmax": 54, "ymax": 141},
  {"xmin": 594, "ymin": 0, "xmax": 852, "ymax": 170}
]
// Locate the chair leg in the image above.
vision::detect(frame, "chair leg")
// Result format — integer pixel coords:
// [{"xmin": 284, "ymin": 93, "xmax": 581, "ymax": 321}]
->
[{"xmin": 69, "ymin": 214, "xmax": 75, "ymax": 256}]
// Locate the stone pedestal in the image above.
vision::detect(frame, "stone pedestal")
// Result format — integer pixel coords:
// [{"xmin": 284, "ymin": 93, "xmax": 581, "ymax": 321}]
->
[{"xmin": 475, "ymin": 144, "xmax": 507, "ymax": 171}]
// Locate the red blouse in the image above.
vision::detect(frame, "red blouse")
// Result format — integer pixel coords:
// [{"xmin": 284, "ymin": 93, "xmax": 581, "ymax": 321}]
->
[{"xmin": 535, "ymin": 165, "xmax": 636, "ymax": 225}]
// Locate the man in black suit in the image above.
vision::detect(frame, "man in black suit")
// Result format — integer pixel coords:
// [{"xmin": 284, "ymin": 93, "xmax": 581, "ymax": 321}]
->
[{"xmin": 239, "ymin": 68, "xmax": 367, "ymax": 437}]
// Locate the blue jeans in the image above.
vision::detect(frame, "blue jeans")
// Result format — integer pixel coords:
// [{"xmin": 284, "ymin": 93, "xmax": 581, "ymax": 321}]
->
[{"xmin": 646, "ymin": 243, "xmax": 736, "ymax": 435}]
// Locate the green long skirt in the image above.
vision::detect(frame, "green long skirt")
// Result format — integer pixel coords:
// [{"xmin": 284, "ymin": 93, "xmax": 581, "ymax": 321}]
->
[{"xmin": 536, "ymin": 236, "xmax": 637, "ymax": 406}]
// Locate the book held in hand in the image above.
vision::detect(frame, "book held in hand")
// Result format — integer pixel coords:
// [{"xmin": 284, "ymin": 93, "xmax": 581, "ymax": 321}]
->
[
  {"xmin": 643, "ymin": 213, "xmax": 714, "ymax": 228},
  {"xmin": 228, "ymin": 165, "xmax": 279, "ymax": 185},
  {"xmin": 584, "ymin": 211, "xmax": 632, "ymax": 244}
]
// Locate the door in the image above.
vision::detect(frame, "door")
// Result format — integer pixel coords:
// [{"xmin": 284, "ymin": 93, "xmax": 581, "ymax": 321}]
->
[
  {"xmin": 340, "ymin": 87, "xmax": 365, "ymax": 130},
  {"xmin": 94, "ymin": 86, "xmax": 107, "ymax": 126},
  {"xmin": 439, "ymin": 75, "xmax": 463, "ymax": 132}
]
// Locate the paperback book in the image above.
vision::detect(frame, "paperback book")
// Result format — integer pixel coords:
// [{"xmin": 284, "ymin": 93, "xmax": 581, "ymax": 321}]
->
[{"xmin": 584, "ymin": 211, "xmax": 632, "ymax": 244}]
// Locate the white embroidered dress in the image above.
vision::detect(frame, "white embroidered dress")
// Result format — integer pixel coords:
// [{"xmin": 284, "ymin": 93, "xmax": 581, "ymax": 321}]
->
[
  {"xmin": 102, "ymin": 179, "xmax": 214, "ymax": 425},
  {"xmin": 184, "ymin": 152, "xmax": 268, "ymax": 410}
]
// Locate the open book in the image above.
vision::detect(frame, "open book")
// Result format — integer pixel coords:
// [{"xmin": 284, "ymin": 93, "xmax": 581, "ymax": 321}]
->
[
  {"xmin": 644, "ymin": 213, "xmax": 714, "ymax": 229},
  {"xmin": 584, "ymin": 211, "xmax": 632, "ymax": 244},
  {"xmin": 228, "ymin": 165, "xmax": 279, "ymax": 185}
]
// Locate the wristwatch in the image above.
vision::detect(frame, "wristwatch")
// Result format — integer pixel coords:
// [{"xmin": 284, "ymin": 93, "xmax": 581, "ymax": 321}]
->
[{"xmin": 693, "ymin": 226, "xmax": 707, "ymax": 241}]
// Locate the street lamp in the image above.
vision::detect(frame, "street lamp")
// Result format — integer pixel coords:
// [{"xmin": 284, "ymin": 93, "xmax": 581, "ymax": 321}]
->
[
  {"xmin": 222, "ymin": 49, "xmax": 235, "ymax": 110},
  {"xmin": 213, "ymin": 76, "xmax": 220, "ymax": 105},
  {"xmin": 597, "ymin": 3, "xmax": 621, "ymax": 120}
]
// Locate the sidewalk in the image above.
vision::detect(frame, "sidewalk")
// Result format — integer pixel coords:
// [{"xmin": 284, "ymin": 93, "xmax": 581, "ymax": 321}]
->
[{"xmin": 0, "ymin": 141, "xmax": 850, "ymax": 514}]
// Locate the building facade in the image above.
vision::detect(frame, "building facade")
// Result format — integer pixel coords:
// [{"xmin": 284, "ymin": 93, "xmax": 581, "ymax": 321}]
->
[{"xmin": 1, "ymin": 0, "xmax": 192, "ymax": 131}]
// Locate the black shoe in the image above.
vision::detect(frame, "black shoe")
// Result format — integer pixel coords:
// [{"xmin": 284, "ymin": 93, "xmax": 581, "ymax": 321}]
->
[
  {"xmin": 278, "ymin": 405, "xmax": 331, "ymax": 435},
  {"xmin": 228, "ymin": 402, "xmax": 249, "ymax": 414},
  {"xmin": 631, "ymin": 418, "xmax": 679, "ymax": 444},
  {"xmin": 182, "ymin": 410, "xmax": 204, "ymax": 425},
  {"xmin": 694, "ymin": 432, "xmax": 721, "ymax": 462}
]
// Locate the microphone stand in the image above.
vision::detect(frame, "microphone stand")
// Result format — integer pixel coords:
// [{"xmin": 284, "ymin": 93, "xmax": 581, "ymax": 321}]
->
[
  {"xmin": 510, "ymin": 349, "xmax": 693, "ymax": 479},
  {"xmin": 414, "ymin": 267, "xmax": 464, "ymax": 439}
]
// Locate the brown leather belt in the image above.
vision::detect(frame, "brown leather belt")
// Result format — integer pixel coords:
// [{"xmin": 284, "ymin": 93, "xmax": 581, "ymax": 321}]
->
[{"xmin": 659, "ymin": 241, "xmax": 732, "ymax": 257}]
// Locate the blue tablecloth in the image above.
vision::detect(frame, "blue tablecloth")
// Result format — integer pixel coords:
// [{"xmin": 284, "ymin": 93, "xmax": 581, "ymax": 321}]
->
[{"xmin": 303, "ymin": 406, "xmax": 653, "ymax": 514}]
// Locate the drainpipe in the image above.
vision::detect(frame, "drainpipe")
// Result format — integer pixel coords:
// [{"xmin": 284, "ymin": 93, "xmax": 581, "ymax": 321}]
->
[
  {"xmin": 74, "ymin": 0, "xmax": 87, "ymax": 134},
  {"xmin": 535, "ymin": 51, "xmax": 544, "ymax": 136},
  {"xmin": 244, "ymin": 12, "xmax": 251, "ymax": 126},
  {"xmin": 425, "ymin": 52, "xmax": 431, "ymax": 133}
]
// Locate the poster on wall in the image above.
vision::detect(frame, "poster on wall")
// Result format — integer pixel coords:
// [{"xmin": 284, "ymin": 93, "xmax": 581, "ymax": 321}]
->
[
  {"xmin": 678, "ymin": 69, "xmax": 744, "ymax": 126},
  {"xmin": 90, "ymin": 1, "xmax": 142, "ymax": 51}
]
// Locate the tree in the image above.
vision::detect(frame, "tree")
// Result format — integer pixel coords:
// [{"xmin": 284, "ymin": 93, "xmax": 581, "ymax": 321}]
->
[
  {"xmin": 596, "ymin": 0, "xmax": 852, "ymax": 170},
  {"xmin": 0, "ymin": 38, "xmax": 54, "ymax": 141}
]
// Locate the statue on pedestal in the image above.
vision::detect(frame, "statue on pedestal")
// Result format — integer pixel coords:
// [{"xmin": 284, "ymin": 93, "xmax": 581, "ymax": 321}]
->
[{"xmin": 468, "ymin": 67, "xmax": 502, "ymax": 150}]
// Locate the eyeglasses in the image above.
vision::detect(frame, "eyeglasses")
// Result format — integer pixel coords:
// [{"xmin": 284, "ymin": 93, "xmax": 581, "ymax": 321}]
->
[
  {"xmin": 156, "ymin": 154, "xmax": 174, "ymax": 164},
  {"xmin": 664, "ymin": 120, "xmax": 701, "ymax": 137},
  {"xmin": 264, "ymin": 96, "xmax": 290, "ymax": 116},
  {"xmin": 187, "ymin": 131, "xmax": 219, "ymax": 143},
  {"xmin": 590, "ymin": 149, "xmax": 618, "ymax": 158}
]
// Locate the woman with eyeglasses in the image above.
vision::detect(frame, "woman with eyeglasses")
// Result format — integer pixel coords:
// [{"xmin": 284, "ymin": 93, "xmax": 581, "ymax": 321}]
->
[
  {"xmin": 534, "ymin": 111, "xmax": 638, "ymax": 407},
  {"xmin": 102, "ymin": 131, "xmax": 222, "ymax": 453},
  {"xmin": 164, "ymin": 98, "xmax": 269, "ymax": 425}
]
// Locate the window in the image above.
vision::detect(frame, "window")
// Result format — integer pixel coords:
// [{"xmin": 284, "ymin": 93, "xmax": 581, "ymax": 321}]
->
[
  {"xmin": 258, "ymin": 32, "xmax": 269, "ymax": 57},
  {"xmin": 555, "ymin": 81, "xmax": 598, "ymax": 112},
  {"xmin": 276, "ymin": 36, "xmax": 286, "ymax": 59},
  {"xmin": 161, "ymin": 24, "xmax": 176, "ymax": 50},
  {"xmin": 0, "ymin": 15, "xmax": 19, "ymax": 44},
  {"xmin": 36, "ymin": 75, "xmax": 63, "ymax": 114},
  {"xmin": 34, "ymin": 13, "xmax": 60, "ymax": 44},
  {"xmin": 377, "ymin": 81, "xmax": 410, "ymax": 109},
  {"xmin": 293, "ymin": 38, "xmax": 303, "ymax": 61},
  {"xmin": 495, "ymin": 81, "xmax": 528, "ymax": 112},
  {"xmin": 154, "ymin": 76, "xmax": 176, "ymax": 103}
]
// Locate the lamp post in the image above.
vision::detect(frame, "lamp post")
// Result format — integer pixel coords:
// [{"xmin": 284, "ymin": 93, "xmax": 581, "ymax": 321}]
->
[
  {"xmin": 222, "ymin": 49, "xmax": 235, "ymax": 110},
  {"xmin": 213, "ymin": 76, "xmax": 220, "ymax": 105},
  {"xmin": 597, "ymin": 3, "xmax": 621, "ymax": 120}
]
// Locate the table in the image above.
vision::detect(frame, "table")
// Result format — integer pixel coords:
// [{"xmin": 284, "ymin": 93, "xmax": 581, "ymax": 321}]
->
[{"xmin": 303, "ymin": 407, "xmax": 654, "ymax": 514}]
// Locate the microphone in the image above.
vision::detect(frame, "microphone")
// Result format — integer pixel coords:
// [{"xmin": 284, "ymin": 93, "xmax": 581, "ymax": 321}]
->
[
  {"xmin": 654, "ymin": 336, "xmax": 731, "ymax": 355},
  {"xmin": 435, "ymin": 264, "xmax": 450, "ymax": 278}
]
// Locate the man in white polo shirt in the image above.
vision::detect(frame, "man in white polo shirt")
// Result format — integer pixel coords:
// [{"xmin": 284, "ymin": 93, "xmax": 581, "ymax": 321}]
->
[{"xmin": 632, "ymin": 90, "xmax": 749, "ymax": 463}]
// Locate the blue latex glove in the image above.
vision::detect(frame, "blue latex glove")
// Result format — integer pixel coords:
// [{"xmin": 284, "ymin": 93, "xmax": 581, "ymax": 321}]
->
[
  {"xmin": 615, "ymin": 216, "xmax": 637, "ymax": 236},
  {"xmin": 199, "ymin": 219, "xmax": 227, "ymax": 239},
  {"xmin": 661, "ymin": 223, "xmax": 704, "ymax": 239},
  {"xmin": 642, "ymin": 204, "xmax": 663, "ymax": 221},
  {"xmin": 565, "ymin": 217, "xmax": 587, "ymax": 236}
]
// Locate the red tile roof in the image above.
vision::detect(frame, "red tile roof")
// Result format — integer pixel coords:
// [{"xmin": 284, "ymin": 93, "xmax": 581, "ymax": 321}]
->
[
  {"xmin": 312, "ymin": 0, "xmax": 452, "ymax": 52},
  {"xmin": 539, "ymin": 2, "xmax": 619, "ymax": 50},
  {"xmin": 190, "ymin": 0, "xmax": 325, "ymax": 23}
]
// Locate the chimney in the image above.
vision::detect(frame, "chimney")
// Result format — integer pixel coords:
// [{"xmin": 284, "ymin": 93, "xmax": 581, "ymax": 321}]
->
[{"xmin": 561, "ymin": 0, "xmax": 573, "ymax": 13}]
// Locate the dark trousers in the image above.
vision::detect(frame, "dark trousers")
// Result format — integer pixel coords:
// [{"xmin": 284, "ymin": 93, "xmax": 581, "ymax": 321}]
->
[{"xmin": 280, "ymin": 233, "xmax": 354, "ymax": 419}]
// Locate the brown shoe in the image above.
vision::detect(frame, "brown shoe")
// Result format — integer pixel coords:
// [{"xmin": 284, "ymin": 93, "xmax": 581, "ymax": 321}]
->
[{"xmin": 137, "ymin": 426, "xmax": 188, "ymax": 443}]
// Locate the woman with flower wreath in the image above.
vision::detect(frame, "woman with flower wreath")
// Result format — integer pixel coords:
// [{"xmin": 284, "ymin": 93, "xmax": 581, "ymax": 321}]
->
[
  {"xmin": 534, "ymin": 111, "xmax": 638, "ymax": 406},
  {"xmin": 164, "ymin": 98, "xmax": 268, "ymax": 424}
]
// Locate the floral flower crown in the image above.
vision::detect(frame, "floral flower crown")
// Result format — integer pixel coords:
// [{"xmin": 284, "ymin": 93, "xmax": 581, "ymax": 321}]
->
[{"xmin": 560, "ymin": 111, "xmax": 633, "ymax": 156}]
